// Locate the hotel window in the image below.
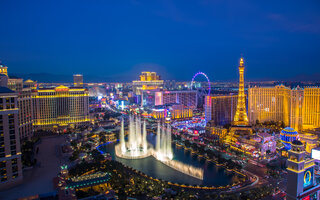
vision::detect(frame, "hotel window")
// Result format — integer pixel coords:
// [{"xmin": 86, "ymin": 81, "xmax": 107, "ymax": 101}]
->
[
  {"xmin": 5, "ymin": 98, "xmax": 9, "ymax": 107},
  {"xmin": 0, "ymin": 161, "xmax": 5, "ymax": 169},
  {"xmin": 0, "ymin": 147, "xmax": 4, "ymax": 158}
]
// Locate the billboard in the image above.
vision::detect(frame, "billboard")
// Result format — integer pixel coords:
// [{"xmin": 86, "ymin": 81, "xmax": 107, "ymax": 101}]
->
[
  {"xmin": 311, "ymin": 148, "xmax": 320, "ymax": 160},
  {"xmin": 303, "ymin": 167, "xmax": 314, "ymax": 190}
]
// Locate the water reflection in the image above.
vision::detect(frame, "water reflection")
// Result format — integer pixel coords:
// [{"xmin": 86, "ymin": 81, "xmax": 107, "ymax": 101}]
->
[{"xmin": 100, "ymin": 133, "xmax": 236, "ymax": 186}]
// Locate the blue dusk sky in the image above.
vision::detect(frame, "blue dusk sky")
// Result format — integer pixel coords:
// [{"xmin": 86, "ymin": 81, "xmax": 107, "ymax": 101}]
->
[{"xmin": 0, "ymin": 0, "xmax": 320, "ymax": 82}]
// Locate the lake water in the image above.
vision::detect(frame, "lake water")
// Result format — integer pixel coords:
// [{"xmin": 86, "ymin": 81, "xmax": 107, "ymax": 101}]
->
[{"xmin": 99, "ymin": 133, "xmax": 237, "ymax": 186}]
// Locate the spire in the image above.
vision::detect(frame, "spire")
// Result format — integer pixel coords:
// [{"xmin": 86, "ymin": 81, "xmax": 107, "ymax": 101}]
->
[{"xmin": 239, "ymin": 57, "xmax": 244, "ymax": 67}]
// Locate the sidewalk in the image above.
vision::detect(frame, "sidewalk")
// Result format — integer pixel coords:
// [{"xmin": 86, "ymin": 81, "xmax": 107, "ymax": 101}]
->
[{"xmin": 0, "ymin": 135, "xmax": 68, "ymax": 200}]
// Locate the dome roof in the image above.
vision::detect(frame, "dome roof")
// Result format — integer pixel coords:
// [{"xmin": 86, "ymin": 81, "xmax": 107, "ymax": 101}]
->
[
  {"xmin": 292, "ymin": 140, "xmax": 303, "ymax": 146},
  {"xmin": 281, "ymin": 127, "xmax": 298, "ymax": 135},
  {"xmin": 25, "ymin": 79, "xmax": 34, "ymax": 83}
]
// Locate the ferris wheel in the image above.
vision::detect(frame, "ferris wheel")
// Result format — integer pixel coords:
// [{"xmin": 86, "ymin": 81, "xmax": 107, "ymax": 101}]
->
[
  {"xmin": 190, "ymin": 72, "xmax": 211, "ymax": 108},
  {"xmin": 190, "ymin": 71, "xmax": 211, "ymax": 96}
]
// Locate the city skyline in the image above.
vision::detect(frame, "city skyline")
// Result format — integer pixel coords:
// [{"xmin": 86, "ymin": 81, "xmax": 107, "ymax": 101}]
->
[
  {"xmin": 1, "ymin": 1, "xmax": 320, "ymax": 199},
  {"xmin": 1, "ymin": 0, "xmax": 320, "ymax": 81}
]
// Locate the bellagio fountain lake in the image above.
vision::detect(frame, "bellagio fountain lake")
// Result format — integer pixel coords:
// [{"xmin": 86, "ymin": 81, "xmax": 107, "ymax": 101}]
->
[{"xmin": 99, "ymin": 115, "xmax": 239, "ymax": 186}]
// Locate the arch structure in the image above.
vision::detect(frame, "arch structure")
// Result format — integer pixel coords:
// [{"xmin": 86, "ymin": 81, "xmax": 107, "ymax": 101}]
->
[{"xmin": 190, "ymin": 72, "xmax": 211, "ymax": 95}]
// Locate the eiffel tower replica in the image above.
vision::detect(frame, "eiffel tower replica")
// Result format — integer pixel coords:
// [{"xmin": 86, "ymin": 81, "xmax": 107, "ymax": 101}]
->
[{"xmin": 230, "ymin": 57, "xmax": 252, "ymax": 135}]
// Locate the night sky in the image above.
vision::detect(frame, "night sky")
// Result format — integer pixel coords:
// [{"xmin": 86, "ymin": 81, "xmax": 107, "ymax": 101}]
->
[{"xmin": 1, "ymin": 0, "xmax": 320, "ymax": 82}]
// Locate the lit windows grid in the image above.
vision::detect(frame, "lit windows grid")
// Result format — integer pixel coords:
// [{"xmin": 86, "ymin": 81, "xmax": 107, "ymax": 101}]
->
[{"xmin": 33, "ymin": 88, "xmax": 90, "ymax": 127}]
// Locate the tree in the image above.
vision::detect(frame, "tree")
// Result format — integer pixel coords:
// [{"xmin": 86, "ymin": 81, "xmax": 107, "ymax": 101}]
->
[
  {"xmin": 91, "ymin": 149, "xmax": 104, "ymax": 163},
  {"xmin": 69, "ymin": 151, "xmax": 79, "ymax": 161},
  {"xmin": 70, "ymin": 140, "xmax": 78, "ymax": 149}
]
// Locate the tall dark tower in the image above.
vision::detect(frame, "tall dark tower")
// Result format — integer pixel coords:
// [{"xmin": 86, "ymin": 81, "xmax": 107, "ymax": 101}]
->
[{"xmin": 286, "ymin": 140, "xmax": 320, "ymax": 200}]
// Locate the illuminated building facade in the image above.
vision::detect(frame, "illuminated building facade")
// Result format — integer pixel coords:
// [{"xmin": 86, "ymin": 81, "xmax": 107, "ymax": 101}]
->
[
  {"xmin": 132, "ymin": 72, "xmax": 163, "ymax": 95},
  {"xmin": 0, "ymin": 88, "xmax": 23, "ymax": 189},
  {"xmin": 151, "ymin": 104, "xmax": 192, "ymax": 120},
  {"xmin": 257, "ymin": 132, "xmax": 277, "ymax": 156},
  {"xmin": 249, "ymin": 86, "xmax": 320, "ymax": 131},
  {"xmin": 32, "ymin": 85, "xmax": 90, "ymax": 129},
  {"xmin": 205, "ymin": 126, "xmax": 228, "ymax": 142},
  {"xmin": 290, "ymin": 87, "xmax": 304, "ymax": 131},
  {"xmin": 73, "ymin": 74, "xmax": 83, "ymax": 87},
  {"xmin": 299, "ymin": 133, "xmax": 318, "ymax": 153},
  {"xmin": 0, "ymin": 64, "xmax": 8, "ymax": 76},
  {"xmin": 228, "ymin": 131, "xmax": 276, "ymax": 158},
  {"xmin": 205, "ymin": 94, "xmax": 238, "ymax": 126},
  {"xmin": 303, "ymin": 87, "xmax": 320, "ymax": 130},
  {"xmin": 286, "ymin": 140, "xmax": 320, "ymax": 200},
  {"xmin": 155, "ymin": 90, "xmax": 197, "ymax": 108},
  {"xmin": 248, "ymin": 85, "xmax": 291, "ymax": 126},
  {"xmin": 142, "ymin": 90, "xmax": 197, "ymax": 108}
]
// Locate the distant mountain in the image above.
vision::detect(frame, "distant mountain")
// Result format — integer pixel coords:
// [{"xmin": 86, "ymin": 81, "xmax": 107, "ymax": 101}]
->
[
  {"xmin": 9, "ymin": 72, "xmax": 320, "ymax": 83},
  {"xmin": 10, "ymin": 73, "xmax": 134, "ymax": 83},
  {"xmin": 11, "ymin": 73, "xmax": 72, "ymax": 83},
  {"xmin": 289, "ymin": 73, "xmax": 320, "ymax": 82}
]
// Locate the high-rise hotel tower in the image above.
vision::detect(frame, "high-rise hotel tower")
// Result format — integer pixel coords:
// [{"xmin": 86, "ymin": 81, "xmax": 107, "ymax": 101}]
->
[
  {"xmin": 73, "ymin": 74, "xmax": 83, "ymax": 88},
  {"xmin": 0, "ymin": 88, "xmax": 23, "ymax": 189},
  {"xmin": 32, "ymin": 85, "xmax": 90, "ymax": 129},
  {"xmin": 248, "ymin": 85, "xmax": 291, "ymax": 126},
  {"xmin": 248, "ymin": 85, "xmax": 319, "ymax": 131},
  {"xmin": 303, "ymin": 87, "xmax": 320, "ymax": 130}
]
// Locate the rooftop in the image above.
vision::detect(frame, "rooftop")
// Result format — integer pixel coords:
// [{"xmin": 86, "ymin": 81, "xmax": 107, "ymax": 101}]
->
[
  {"xmin": 292, "ymin": 140, "xmax": 303, "ymax": 146},
  {"xmin": 0, "ymin": 87, "xmax": 15, "ymax": 94}
]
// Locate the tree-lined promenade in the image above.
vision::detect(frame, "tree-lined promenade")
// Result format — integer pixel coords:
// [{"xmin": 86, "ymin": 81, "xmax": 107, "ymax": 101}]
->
[{"xmin": 70, "ymin": 156, "xmax": 272, "ymax": 199}]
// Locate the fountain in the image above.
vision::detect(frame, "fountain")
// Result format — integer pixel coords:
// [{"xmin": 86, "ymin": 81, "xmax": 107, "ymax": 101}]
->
[
  {"xmin": 153, "ymin": 123, "xmax": 202, "ymax": 179},
  {"xmin": 142, "ymin": 120, "xmax": 147, "ymax": 152},
  {"xmin": 156, "ymin": 122, "xmax": 161, "ymax": 153},
  {"xmin": 155, "ymin": 123, "xmax": 173, "ymax": 161},
  {"xmin": 115, "ymin": 115, "xmax": 152, "ymax": 159},
  {"xmin": 115, "ymin": 116, "xmax": 204, "ymax": 180},
  {"xmin": 120, "ymin": 118, "xmax": 126, "ymax": 153}
]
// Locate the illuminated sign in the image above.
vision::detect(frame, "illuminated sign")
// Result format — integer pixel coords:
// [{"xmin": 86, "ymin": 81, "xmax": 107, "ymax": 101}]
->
[
  {"xmin": 303, "ymin": 168, "xmax": 313, "ymax": 189},
  {"xmin": 55, "ymin": 85, "xmax": 69, "ymax": 92},
  {"xmin": 302, "ymin": 192, "xmax": 317, "ymax": 200}
]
